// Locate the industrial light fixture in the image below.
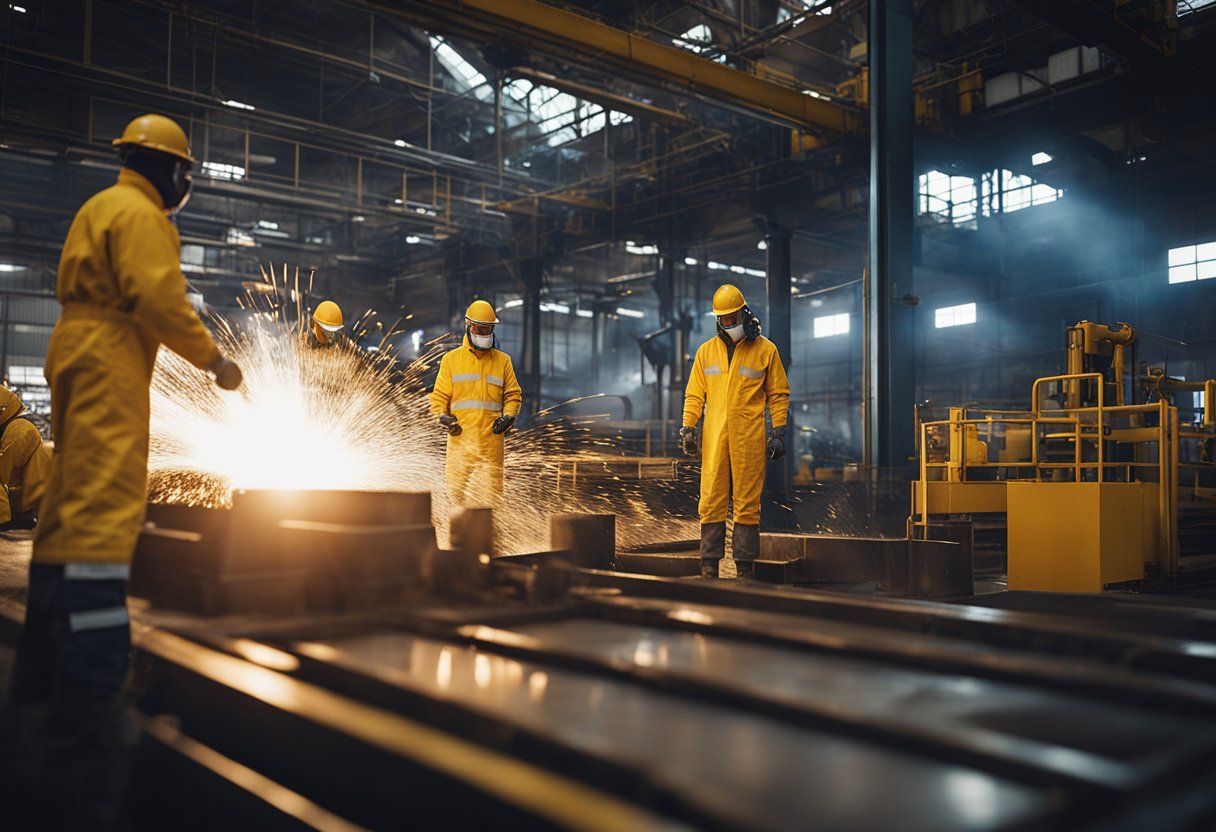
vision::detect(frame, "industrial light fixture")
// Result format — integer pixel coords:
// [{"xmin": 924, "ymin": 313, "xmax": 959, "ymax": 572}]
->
[
  {"xmin": 503, "ymin": 299, "xmax": 524, "ymax": 309},
  {"xmin": 0, "ymin": 264, "xmax": 23, "ymax": 272},
  {"xmin": 757, "ymin": 240, "xmax": 768, "ymax": 251},
  {"xmin": 615, "ymin": 307, "xmax": 645, "ymax": 318},
  {"xmin": 576, "ymin": 309, "xmax": 593, "ymax": 318},
  {"xmin": 352, "ymin": 215, "xmax": 366, "ymax": 223},
  {"xmin": 405, "ymin": 235, "xmax": 421, "ymax": 244},
  {"xmin": 9, "ymin": 4, "xmax": 27, "ymax": 12},
  {"xmin": 540, "ymin": 302, "xmax": 571, "ymax": 314},
  {"xmin": 684, "ymin": 257, "xmax": 698, "ymax": 266},
  {"xmin": 394, "ymin": 139, "xmax": 407, "ymax": 147},
  {"xmin": 1032, "ymin": 151, "xmax": 1053, "ymax": 165},
  {"xmin": 222, "ymin": 99, "xmax": 256, "ymax": 111}
]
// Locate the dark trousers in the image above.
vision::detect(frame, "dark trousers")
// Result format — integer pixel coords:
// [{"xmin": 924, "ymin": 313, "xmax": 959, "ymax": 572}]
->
[{"xmin": 1, "ymin": 563, "xmax": 134, "ymax": 831}]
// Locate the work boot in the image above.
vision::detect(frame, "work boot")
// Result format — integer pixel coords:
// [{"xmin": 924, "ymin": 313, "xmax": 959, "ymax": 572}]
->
[
  {"xmin": 732, "ymin": 523, "xmax": 760, "ymax": 579},
  {"xmin": 698, "ymin": 522, "xmax": 725, "ymax": 579}
]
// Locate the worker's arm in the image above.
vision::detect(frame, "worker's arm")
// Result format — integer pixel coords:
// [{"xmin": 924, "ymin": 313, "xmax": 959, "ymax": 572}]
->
[
  {"xmin": 430, "ymin": 354, "xmax": 453, "ymax": 415},
  {"xmin": 0, "ymin": 421, "xmax": 39, "ymax": 488},
  {"xmin": 765, "ymin": 346, "xmax": 791, "ymax": 429},
  {"xmin": 113, "ymin": 206, "xmax": 221, "ymax": 369},
  {"xmin": 682, "ymin": 347, "xmax": 707, "ymax": 428},
  {"xmin": 500, "ymin": 356, "xmax": 522, "ymax": 419}
]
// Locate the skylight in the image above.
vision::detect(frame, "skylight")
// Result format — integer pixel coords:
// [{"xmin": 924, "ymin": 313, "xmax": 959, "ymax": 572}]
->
[
  {"xmin": 430, "ymin": 37, "xmax": 492, "ymax": 102},
  {"xmin": 506, "ymin": 78, "xmax": 632, "ymax": 147},
  {"xmin": 675, "ymin": 25, "xmax": 727, "ymax": 62},
  {"xmin": 1177, "ymin": 0, "xmax": 1216, "ymax": 17},
  {"xmin": 919, "ymin": 167, "xmax": 1064, "ymax": 228}
]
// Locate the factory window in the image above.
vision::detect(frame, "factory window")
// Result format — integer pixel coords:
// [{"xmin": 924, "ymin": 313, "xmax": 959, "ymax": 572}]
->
[
  {"xmin": 505, "ymin": 79, "xmax": 631, "ymax": 147},
  {"xmin": 430, "ymin": 37, "xmax": 492, "ymax": 102},
  {"xmin": 675, "ymin": 25, "xmax": 727, "ymax": 62},
  {"xmin": 934, "ymin": 302, "xmax": 977, "ymax": 329},
  {"xmin": 813, "ymin": 312, "xmax": 849, "ymax": 338},
  {"xmin": 919, "ymin": 170, "xmax": 977, "ymax": 228},
  {"xmin": 778, "ymin": 1, "xmax": 833, "ymax": 23},
  {"xmin": 202, "ymin": 161, "xmax": 245, "ymax": 181},
  {"xmin": 987, "ymin": 170, "xmax": 1064, "ymax": 214},
  {"xmin": 1178, "ymin": 0, "xmax": 1216, "ymax": 17},
  {"xmin": 1168, "ymin": 241, "xmax": 1216, "ymax": 283}
]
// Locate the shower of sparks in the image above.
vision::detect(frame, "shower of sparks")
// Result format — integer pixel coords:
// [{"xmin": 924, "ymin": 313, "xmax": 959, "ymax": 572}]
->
[{"xmin": 148, "ymin": 263, "xmax": 706, "ymax": 554}]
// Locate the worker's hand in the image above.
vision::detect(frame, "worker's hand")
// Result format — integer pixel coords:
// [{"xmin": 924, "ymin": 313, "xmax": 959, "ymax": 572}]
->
[
  {"xmin": 679, "ymin": 426, "xmax": 699, "ymax": 457},
  {"xmin": 491, "ymin": 414, "xmax": 516, "ymax": 435},
  {"xmin": 210, "ymin": 356, "xmax": 243, "ymax": 391},
  {"xmin": 766, "ymin": 426, "xmax": 786, "ymax": 461},
  {"xmin": 438, "ymin": 413, "xmax": 462, "ymax": 436}
]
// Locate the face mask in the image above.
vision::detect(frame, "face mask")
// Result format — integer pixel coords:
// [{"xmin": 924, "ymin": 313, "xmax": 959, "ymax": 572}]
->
[
  {"xmin": 470, "ymin": 331, "xmax": 494, "ymax": 350},
  {"xmin": 723, "ymin": 323, "xmax": 744, "ymax": 342}
]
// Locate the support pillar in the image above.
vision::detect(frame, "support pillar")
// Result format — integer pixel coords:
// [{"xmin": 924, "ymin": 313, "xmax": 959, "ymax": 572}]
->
[
  {"xmin": 519, "ymin": 256, "xmax": 543, "ymax": 422},
  {"xmin": 867, "ymin": 0, "xmax": 916, "ymax": 470},
  {"xmin": 764, "ymin": 225, "xmax": 792, "ymax": 498}
]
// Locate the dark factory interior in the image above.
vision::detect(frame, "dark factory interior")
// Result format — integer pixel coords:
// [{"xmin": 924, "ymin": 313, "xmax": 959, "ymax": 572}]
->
[{"xmin": 1, "ymin": 1, "xmax": 1216, "ymax": 829}]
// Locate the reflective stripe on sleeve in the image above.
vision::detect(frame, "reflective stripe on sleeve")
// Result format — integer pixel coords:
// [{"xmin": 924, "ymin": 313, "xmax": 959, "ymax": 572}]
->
[
  {"xmin": 64, "ymin": 563, "xmax": 131, "ymax": 580},
  {"xmin": 68, "ymin": 606, "xmax": 130, "ymax": 633},
  {"xmin": 487, "ymin": 375, "xmax": 504, "ymax": 386},
  {"xmin": 451, "ymin": 400, "xmax": 504, "ymax": 412},
  {"xmin": 738, "ymin": 366, "xmax": 764, "ymax": 379},
  {"xmin": 452, "ymin": 373, "xmax": 481, "ymax": 383},
  {"xmin": 704, "ymin": 365, "xmax": 722, "ymax": 376}
]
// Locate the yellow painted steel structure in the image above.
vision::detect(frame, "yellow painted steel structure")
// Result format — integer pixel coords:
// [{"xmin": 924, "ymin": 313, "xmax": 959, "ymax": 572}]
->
[
  {"xmin": 377, "ymin": 0, "xmax": 863, "ymax": 136},
  {"xmin": 911, "ymin": 345, "xmax": 1216, "ymax": 592}
]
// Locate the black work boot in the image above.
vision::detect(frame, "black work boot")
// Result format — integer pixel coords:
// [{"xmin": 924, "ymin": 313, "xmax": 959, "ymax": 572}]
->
[
  {"xmin": 698, "ymin": 521, "xmax": 726, "ymax": 579},
  {"xmin": 732, "ymin": 523, "xmax": 760, "ymax": 579}
]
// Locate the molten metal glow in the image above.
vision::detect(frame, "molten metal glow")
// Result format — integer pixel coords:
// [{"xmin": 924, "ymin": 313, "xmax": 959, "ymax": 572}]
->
[{"xmin": 148, "ymin": 263, "xmax": 704, "ymax": 553}]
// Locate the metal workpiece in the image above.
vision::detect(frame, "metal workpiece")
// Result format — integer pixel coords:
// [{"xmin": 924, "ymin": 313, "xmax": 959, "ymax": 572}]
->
[{"xmin": 131, "ymin": 490, "xmax": 437, "ymax": 615}]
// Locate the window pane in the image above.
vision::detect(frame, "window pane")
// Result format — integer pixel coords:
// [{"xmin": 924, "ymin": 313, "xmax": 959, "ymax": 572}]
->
[
  {"xmin": 1196, "ymin": 241, "xmax": 1216, "ymax": 262},
  {"xmin": 1168, "ymin": 245, "xmax": 1197, "ymax": 266},
  {"xmin": 935, "ymin": 302, "xmax": 976, "ymax": 329},
  {"xmin": 1198, "ymin": 260, "xmax": 1216, "ymax": 280},
  {"xmin": 1169, "ymin": 264, "xmax": 1197, "ymax": 283}
]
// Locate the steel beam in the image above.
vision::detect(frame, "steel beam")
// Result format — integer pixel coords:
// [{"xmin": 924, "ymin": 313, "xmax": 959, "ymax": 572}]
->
[
  {"xmin": 867, "ymin": 0, "xmax": 916, "ymax": 470},
  {"xmin": 375, "ymin": 0, "xmax": 863, "ymax": 135}
]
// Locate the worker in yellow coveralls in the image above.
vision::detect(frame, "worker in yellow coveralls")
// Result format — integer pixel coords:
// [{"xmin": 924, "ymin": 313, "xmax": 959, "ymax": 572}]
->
[
  {"xmin": 681, "ymin": 284, "xmax": 790, "ymax": 579},
  {"xmin": 0, "ymin": 386, "xmax": 52, "ymax": 530},
  {"xmin": 430, "ymin": 300, "xmax": 523, "ymax": 507},
  {"xmin": 0, "ymin": 113, "xmax": 243, "ymax": 830}
]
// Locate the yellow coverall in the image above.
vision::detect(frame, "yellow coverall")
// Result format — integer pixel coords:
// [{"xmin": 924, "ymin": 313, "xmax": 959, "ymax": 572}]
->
[
  {"xmin": 0, "ymin": 387, "xmax": 52, "ymax": 524},
  {"xmin": 682, "ymin": 333, "xmax": 790, "ymax": 525},
  {"xmin": 33, "ymin": 168, "xmax": 221, "ymax": 566},
  {"xmin": 430, "ymin": 334, "xmax": 523, "ymax": 507}
]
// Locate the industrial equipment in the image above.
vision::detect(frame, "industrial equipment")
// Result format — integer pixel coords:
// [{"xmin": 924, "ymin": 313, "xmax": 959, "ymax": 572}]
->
[{"xmin": 911, "ymin": 321, "xmax": 1216, "ymax": 592}]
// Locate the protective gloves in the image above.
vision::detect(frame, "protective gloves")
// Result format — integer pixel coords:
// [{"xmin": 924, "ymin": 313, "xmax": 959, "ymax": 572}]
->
[
  {"xmin": 438, "ymin": 414, "xmax": 462, "ymax": 436},
  {"xmin": 766, "ymin": 425, "xmax": 786, "ymax": 461},
  {"xmin": 491, "ymin": 413, "xmax": 516, "ymax": 435},
  {"xmin": 679, "ymin": 426, "xmax": 699, "ymax": 457},
  {"xmin": 209, "ymin": 356, "xmax": 243, "ymax": 391}
]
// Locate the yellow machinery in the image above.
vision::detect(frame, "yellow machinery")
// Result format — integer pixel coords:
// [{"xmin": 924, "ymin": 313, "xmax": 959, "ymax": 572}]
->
[{"xmin": 910, "ymin": 321, "xmax": 1216, "ymax": 592}]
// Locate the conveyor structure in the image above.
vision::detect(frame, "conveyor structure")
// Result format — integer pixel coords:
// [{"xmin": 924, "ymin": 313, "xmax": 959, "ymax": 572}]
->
[{"xmin": 1, "ymin": 487, "xmax": 1215, "ymax": 830}]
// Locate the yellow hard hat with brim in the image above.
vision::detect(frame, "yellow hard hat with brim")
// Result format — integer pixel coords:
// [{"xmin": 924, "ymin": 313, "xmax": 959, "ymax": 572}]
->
[
  {"xmin": 112, "ymin": 114, "xmax": 196, "ymax": 164},
  {"xmin": 465, "ymin": 299, "xmax": 499, "ymax": 325},
  {"xmin": 313, "ymin": 300, "xmax": 344, "ymax": 332},
  {"xmin": 712, "ymin": 284, "xmax": 746, "ymax": 316}
]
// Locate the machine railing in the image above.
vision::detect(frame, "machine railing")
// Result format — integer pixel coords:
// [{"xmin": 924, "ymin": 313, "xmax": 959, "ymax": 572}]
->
[{"xmin": 911, "ymin": 373, "xmax": 1207, "ymax": 573}]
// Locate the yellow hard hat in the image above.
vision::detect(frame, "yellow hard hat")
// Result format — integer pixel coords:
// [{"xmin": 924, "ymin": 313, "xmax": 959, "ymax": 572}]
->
[
  {"xmin": 112, "ymin": 114, "xmax": 196, "ymax": 163},
  {"xmin": 465, "ymin": 300, "xmax": 499, "ymax": 325},
  {"xmin": 712, "ymin": 284, "xmax": 746, "ymax": 316},
  {"xmin": 313, "ymin": 300, "xmax": 344, "ymax": 332}
]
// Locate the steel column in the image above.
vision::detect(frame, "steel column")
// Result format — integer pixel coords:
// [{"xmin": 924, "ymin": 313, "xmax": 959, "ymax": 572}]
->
[
  {"xmin": 765, "ymin": 226, "xmax": 792, "ymax": 497},
  {"xmin": 519, "ymin": 256, "xmax": 543, "ymax": 422},
  {"xmin": 867, "ymin": 0, "xmax": 916, "ymax": 469}
]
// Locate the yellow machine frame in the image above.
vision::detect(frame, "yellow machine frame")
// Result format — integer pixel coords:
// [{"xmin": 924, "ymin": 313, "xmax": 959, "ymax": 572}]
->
[{"xmin": 910, "ymin": 324, "xmax": 1216, "ymax": 591}]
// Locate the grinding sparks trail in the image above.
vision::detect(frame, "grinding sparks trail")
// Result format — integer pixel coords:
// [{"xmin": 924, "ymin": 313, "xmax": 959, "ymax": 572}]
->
[{"xmin": 147, "ymin": 268, "xmax": 699, "ymax": 553}]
